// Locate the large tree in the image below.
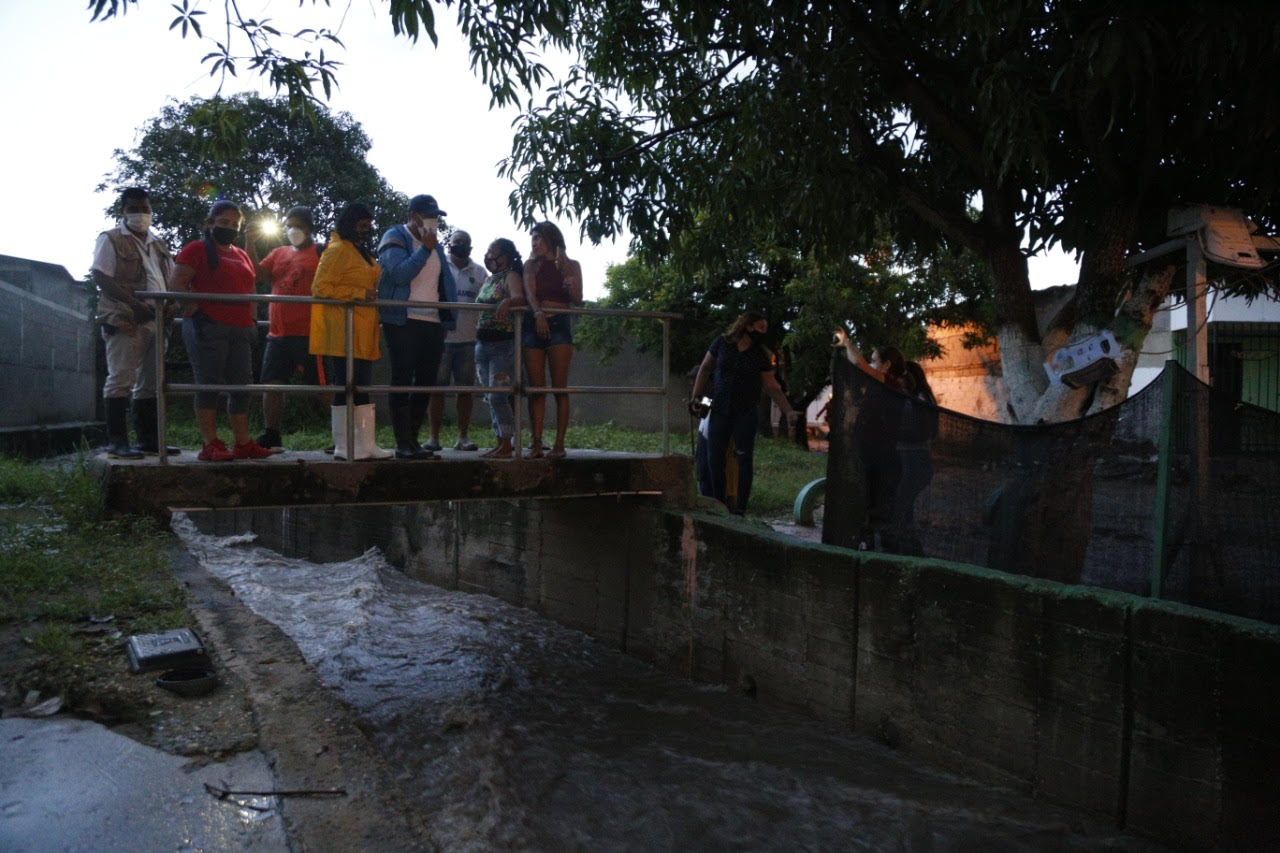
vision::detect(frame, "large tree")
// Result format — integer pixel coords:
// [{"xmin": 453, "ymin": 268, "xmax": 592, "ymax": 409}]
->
[
  {"xmin": 502, "ymin": 0, "xmax": 1280, "ymax": 424},
  {"xmin": 94, "ymin": 1, "xmax": 1280, "ymax": 424},
  {"xmin": 100, "ymin": 94, "xmax": 407, "ymax": 248}
]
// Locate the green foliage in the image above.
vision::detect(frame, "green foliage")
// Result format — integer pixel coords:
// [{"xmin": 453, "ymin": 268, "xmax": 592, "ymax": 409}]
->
[
  {"xmin": 99, "ymin": 93, "xmax": 408, "ymax": 252},
  {"xmin": 578, "ymin": 239, "xmax": 994, "ymax": 409}
]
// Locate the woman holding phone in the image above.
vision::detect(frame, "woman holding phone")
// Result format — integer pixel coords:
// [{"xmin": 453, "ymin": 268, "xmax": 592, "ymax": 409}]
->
[{"xmin": 522, "ymin": 221, "xmax": 582, "ymax": 459}]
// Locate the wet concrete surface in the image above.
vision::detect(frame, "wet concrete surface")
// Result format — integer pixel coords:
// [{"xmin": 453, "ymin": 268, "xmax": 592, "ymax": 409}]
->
[{"xmin": 0, "ymin": 717, "xmax": 287, "ymax": 852}]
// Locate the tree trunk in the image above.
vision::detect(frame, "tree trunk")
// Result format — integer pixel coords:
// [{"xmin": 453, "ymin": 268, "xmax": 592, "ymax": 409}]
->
[{"xmin": 989, "ymin": 265, "xmax": 1174, "ymax": 583}]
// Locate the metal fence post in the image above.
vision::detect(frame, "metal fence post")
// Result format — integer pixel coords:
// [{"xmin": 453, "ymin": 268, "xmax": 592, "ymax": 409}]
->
[
  {"xmin": 155, "ymin": 302, "xmax": 169, "ymax": 466},
  {"xmin": 513, "ymin": 311, "xmax": 524, "ymax": 460},
  {"xmin": 345, "ymin": 303, "xmax": 356, "ymax": 459},
  {"xmin": 1151, "ymin": 359, "xmax": 1179, "ymax": 598},
  {"xmin": 662, "ymin": 318, "xmax": 671, "ymax": 456}
]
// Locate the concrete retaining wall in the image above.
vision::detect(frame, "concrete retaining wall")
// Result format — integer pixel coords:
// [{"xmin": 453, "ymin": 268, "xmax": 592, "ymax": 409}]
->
[
  {"xmin": 0, "ymin": 255, "xmax": 97, "ymax": 429},
  {"xmin": 195, "ymin": 501, "xmax": 1280, "ymax": 847}
]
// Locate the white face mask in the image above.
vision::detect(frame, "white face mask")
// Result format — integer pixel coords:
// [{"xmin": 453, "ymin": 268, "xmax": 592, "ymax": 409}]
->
[
  {"xmin": 125, "ymin": 212, "xmax": 152, "ymax": 232},
  {"xmin": 420, "ymin": 216, "xmax": 438, "ymax": 236},
  {"xmin": 286, "ymin": 227, "xmax": 308, "ymax": 247}
]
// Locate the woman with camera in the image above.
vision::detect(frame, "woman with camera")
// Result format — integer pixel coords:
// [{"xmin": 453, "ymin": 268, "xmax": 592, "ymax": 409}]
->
[{"xmin": 688, "ymin": 312, "xmax": 801, "ymax": 514}]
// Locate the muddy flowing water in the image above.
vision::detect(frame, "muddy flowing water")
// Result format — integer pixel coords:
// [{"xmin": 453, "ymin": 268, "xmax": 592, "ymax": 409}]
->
[{"xmin": 172, "ymin": 514, "xmax": 1157, "ymax": 851}]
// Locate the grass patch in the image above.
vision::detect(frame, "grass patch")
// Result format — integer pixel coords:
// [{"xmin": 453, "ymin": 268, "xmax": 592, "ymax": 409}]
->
[{"xmin": 1, "ymin": 456, "xmax": 189, "ymax": 704}]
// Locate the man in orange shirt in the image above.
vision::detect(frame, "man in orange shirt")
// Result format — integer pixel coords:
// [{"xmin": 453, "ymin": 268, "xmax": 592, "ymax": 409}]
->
[{"xmin": 247, "ymin": 206, "xmax": 325, "ymax": 450}]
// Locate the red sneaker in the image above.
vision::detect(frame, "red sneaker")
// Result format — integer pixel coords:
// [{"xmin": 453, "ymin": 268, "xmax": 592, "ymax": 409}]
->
[
  {"xmin": 233, "ymin": 439, "xmax": 274, "ymax": 460},
  {"xmin": 198, "ymin": 438, "xmax": 235, "ymax": 462}
]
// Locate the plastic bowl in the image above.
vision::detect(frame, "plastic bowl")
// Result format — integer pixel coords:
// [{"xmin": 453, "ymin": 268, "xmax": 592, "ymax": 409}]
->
[{"xmin": 155, "ymin": 668, "xmax": 218, "ymax": 697}]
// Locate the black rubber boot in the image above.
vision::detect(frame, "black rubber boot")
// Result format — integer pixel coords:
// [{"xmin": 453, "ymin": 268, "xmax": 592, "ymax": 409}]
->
[
  {"xmin": 106, "ymin": 397, "xmax": 143, "ymax": 459},
  {"xmin": 392, "ymin": 405, "xmax": 427, "ymax": 459},
  {"xmin": 133, "ymin": 397, "xmax": 180, "ymax": 455},
  {"xmin": 407, "ymin": 398, "xmax": 437, "ymax": 459}
]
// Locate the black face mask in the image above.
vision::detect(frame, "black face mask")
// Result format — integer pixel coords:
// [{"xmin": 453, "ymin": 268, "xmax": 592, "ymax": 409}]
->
[
  {"xmin": 451, "ymin": 244, "xmax": 472, "ymax": 259},
  {"xmin": 747, "ymin": 329, "xmax": 766, "ymax": 343},
  {"xmin": 210, "ymin": 226, "xmax": 238, "ymax": 246}
]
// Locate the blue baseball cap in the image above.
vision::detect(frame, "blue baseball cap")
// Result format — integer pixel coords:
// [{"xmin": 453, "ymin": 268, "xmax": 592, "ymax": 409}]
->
[{"xmin": 408, "ymin": 194, "xmax": 447, "ymax": 217}]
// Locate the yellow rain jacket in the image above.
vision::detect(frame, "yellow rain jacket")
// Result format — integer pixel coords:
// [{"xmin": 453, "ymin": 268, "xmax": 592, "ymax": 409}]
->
[{"xmin": 309, "ymin": 233, "xmax": 382, "ymax": 360}]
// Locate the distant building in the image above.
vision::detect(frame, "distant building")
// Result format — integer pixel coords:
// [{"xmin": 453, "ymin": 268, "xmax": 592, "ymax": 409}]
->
[{"xmin": 918, "ymin": 286, "xmax": 1280, "ymax": 419}]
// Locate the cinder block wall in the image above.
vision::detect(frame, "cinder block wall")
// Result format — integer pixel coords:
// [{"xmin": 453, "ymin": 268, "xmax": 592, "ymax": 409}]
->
[
  {"xmin": 194, "ymin": 501, "xmax": 1280, "ymax": 847},
  {"xmin": 0, "ymin": 256, "xmax": 96, "ymax": 428}
]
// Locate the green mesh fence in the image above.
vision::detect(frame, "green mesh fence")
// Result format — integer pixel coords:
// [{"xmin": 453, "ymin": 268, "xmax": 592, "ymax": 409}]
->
[{"xmin": 823, "ymin": 356, "xmax": 1280, "ymax": 624}]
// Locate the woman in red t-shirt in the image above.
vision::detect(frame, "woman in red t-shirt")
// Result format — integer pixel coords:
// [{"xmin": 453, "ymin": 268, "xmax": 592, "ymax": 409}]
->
[{"xmin": 169, "ymin": 200, "xmax": 272, "ymax": 461}]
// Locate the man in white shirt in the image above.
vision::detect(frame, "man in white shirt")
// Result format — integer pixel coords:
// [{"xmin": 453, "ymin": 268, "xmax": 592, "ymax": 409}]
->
[
  {"xmin": 426, "ymin": 230, "xmax": 485, "ymax": 451},
  {"xmin": 376, "ymin": 194, "xmax": 457, "ymax": 459},
  {"xmin": 92, "ymin": 187, "xmax": 177, "ymax": 458}
]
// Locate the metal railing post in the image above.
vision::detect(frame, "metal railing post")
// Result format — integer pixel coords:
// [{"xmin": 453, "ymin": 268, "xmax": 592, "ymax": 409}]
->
[
  {"xmin": 513, "ymin": 311, "xmax": 524, "ymax": 460},
  {"xmin": 662, "ymin": 318, "xmax": 671, "ymax": 456},
  {"xmin": 1151, "ymin": 359, "xmax": 1179, "ymax": 598},
  {"xmin": 344, "ymin": 303, "xmax": 356, "ymax": 459},
  {"xmin": 155, "ymin": 303, "xmax": 169, "ymax": 466}
]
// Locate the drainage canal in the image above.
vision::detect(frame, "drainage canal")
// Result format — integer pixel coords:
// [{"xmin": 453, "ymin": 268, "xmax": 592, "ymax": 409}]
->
[{"xmin": 172, "ymin": 513, "xmax": 1152, "ymax": 850}]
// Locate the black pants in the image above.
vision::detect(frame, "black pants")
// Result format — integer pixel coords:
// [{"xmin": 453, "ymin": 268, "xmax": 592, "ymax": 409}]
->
[
  {"xmin": 325, "ymin": 357, "xmax": 375, "ymax": 406},
  {"xmin": 382, "ymin": 320, "xmax": 445, "ymax": 418}
]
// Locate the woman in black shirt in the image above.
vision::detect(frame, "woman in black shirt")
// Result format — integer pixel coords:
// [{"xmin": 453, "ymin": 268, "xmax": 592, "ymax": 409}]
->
[{"xmin": 689, "ymin": 312, "xmax": 800, "ymax": 514}]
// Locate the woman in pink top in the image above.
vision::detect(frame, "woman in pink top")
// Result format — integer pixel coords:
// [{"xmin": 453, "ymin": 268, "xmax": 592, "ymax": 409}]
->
[{"xmin": 522, "ymin": 221, "xmax": 583, "ymax": 459}]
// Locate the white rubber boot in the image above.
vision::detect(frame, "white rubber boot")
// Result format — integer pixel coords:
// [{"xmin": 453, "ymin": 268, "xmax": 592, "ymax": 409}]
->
[
  {"xmin": 331, "ymin": 406, "xmax": 349, "ymax": 461},
  {"xmin": 354, "ymin": 403, "xmax": 394, "ymax": 460}
]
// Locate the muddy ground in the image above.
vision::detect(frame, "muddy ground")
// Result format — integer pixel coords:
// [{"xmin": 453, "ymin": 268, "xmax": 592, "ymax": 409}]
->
[{"xmin": 1, "ymin": 544, "xmax": 431, "ymax": 852}]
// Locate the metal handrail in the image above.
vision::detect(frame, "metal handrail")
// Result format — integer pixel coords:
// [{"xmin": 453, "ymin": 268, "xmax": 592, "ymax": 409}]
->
[{"xmin": 140, "ymin": 290, "xmax": 680, "ymax": 464}]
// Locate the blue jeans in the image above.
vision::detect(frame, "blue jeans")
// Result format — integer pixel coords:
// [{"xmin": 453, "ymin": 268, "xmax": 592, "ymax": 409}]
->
[
  {"xmin": 475, "ymin": 336, "xmax": 515, "ymax": 439},
  {"xmin": 706, "ymin": 410, "xmax": 757, "ymax": 513}
]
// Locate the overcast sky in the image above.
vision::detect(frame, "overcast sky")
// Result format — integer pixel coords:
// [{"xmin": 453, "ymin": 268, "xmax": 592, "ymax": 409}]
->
[{"xmin": 0, "ymin": 1, "xmax": 1078, "ymax": 297}]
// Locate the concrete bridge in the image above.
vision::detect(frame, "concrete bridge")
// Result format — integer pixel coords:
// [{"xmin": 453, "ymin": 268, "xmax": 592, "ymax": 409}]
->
[{"xmin": 93, "ymin": 450, "xmax": 692, "ymax": 519}]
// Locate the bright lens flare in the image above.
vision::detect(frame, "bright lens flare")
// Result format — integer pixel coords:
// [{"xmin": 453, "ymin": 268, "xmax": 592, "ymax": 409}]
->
[{"xmin": 258, "ymin": 218, "xmax": 280, "ymax": 237}]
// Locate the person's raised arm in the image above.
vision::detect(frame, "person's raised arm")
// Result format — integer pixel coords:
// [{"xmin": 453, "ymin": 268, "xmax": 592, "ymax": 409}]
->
[
  {"xmin": 832, "ymin": 328, "xmax": 885, "ymax": 382},
  {"xmin": 244, "ymin": 223, "xmax": 273, "ymax": 284},
  {"xmin": 376, "ymin": 225, "xmax": 434, "ymax": 298}
]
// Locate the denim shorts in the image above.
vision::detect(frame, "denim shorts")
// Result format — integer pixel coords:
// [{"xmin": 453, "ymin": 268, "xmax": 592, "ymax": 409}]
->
[{"xmin": 522, "ymin": 312, "xmax": 573, "ymax": 350}]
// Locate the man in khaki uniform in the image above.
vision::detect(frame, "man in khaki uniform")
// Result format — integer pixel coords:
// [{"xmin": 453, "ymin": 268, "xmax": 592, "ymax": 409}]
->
[{"xmin": 92, "ymin": 187, "xmax": 177, "ymax": 457}]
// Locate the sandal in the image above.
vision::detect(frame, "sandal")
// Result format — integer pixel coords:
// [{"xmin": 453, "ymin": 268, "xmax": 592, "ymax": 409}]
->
[
  {"xmin": 546, "ymin": 447, "xmax": 566, "ymax": 460},
  {"xmin": 526, "ymin": 446, "xmax": 545, "ymax": 459},
  {"xmin": 482, "ymin": 444, "xmax": 514, "ymax": 459}
]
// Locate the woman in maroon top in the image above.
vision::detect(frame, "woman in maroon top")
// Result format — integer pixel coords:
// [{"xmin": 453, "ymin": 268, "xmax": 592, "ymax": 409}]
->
[
  {"xmin": 169, "ymin": 200, "xmax": 272, "ymax": 461},
  {"xmin": 522, "ymin": 221, "xmax": 583, "ymax": 459}
]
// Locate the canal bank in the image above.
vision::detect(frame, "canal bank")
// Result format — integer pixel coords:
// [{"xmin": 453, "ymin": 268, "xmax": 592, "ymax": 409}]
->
[{"xmin": 190, "ymin": 498, "xmax": 1280, "ymax": 848}]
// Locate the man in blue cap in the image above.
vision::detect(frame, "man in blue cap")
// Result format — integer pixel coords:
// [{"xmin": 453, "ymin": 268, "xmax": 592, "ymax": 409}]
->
[{"xmin": 376, "ymin": 195, "xmax": 457, "ymax": 459}]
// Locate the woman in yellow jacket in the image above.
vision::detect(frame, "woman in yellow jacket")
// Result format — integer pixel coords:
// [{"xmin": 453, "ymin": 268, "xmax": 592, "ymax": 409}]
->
[{"xmin": 310, "ymin": 202, "xmax": 392, "ymax": 460}]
